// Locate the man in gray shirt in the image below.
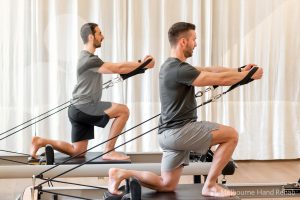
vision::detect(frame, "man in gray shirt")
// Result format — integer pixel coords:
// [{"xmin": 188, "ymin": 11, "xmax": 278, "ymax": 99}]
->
[
  {"xmin": 30, "ymin": 23, "xmax": 155, "ymax": 161},
  {"xmin": 108, "ymin": 22, "xmax": 263, "ymax": 197}
]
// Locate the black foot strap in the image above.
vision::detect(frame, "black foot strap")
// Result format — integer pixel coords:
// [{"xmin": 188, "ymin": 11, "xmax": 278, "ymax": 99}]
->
[
  {"xmin": 28, "ymin": 145, "xmax": 55, "ymax": 165},
  {"xmin": 45, "ymin": 144, "xmax": 54, "ymax": 165},
  {"xmin": 128, "ymin": 177, "xmax": 141, "ymax": 200}
]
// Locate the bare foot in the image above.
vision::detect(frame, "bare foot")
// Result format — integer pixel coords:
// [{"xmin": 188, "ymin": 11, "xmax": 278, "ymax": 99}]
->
[
  {"xmin": 30, "ymin": 136, "xmax": 43, "ymax": 159},
  {"xmin": 108, "ymin": 168, "xmax": 126, "ymax": 195},
  {"xmin": 102, "ymin": 151, "xmax": 130, "ymax": 160},
  {"xmin": 202, "ymin": 183, "xmax": 236, "ymax": 197}
]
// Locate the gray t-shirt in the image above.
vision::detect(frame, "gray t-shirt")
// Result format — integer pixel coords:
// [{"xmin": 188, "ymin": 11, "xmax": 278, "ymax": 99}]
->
[
  {"xmin": 158, "ymin": 57, "xmax": 200, "ymax": 134},
  {"xmin": 72, "ymin": 50, "xmax": 104, "ymax": 105}
]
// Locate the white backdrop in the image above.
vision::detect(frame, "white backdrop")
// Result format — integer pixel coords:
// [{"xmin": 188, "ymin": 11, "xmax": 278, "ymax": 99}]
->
[{"xmin": 0, "ymin": 0, "xmax": 299, "ymax": 160}]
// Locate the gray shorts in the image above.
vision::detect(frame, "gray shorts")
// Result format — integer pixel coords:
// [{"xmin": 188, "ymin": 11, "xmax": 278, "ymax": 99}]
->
[{"xmin": 158, "ymin": 121, "xmax": 219, "ymax": 172}]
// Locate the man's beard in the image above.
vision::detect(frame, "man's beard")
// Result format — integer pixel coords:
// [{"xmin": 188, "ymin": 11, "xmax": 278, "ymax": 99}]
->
[
  {"xmin": 93, "ymin": 39, "xmax": 101, "ymax": 48},
  {"xmin": 94, "ymin": 43, "xmax": 101, "ymax": 48},
  {"xmin": 183, "ymin": 49, "xmax": 193, "ymax": 58}
]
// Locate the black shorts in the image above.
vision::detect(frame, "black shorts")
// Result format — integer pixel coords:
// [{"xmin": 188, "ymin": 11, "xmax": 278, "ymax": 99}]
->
[{"xmin": 68, "ymin": 102, "xmax": 112, "ymax": 143}]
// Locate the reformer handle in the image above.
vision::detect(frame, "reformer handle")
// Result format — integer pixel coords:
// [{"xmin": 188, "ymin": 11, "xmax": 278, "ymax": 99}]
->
[
  {"xmin": 212, "ymin": 65, "xmax": 250, "ymax": 89},
  {"xmin": 239, "ymin": 66, "xmax": 258, "ymax": 85},
  {"xmin": 226, "ymin": 66, "xmax": 258, "ymax": 93},
  {"xmin": 120, "ymin": 58, "xmax": 152, "ymax": 80}
]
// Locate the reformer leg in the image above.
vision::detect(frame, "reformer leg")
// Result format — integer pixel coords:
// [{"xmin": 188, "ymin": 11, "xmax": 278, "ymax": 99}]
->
[
  {"xmin": 193, "ymin": 175, "xmax": 201, "ymax": 183},
  {"xmin": 30, "ymin": 175, "xmax": 41, "ymax": 200}
]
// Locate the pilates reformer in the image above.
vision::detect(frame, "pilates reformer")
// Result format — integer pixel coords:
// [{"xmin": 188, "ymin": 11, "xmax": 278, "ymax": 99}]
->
[{"xmin": 2, "ymin": 65, "xmax": 299, "ymax": 199}]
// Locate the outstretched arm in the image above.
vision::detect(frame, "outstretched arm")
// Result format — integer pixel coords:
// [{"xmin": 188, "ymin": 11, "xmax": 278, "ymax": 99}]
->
[
  {"xmin": 192, "ymin": 67, "xmax": 263, "ymax": 87},
  {"xmin": 196, "ymin": 64, "xmax": 256, "ymax": 73},
  {"xmin": 98, "ymin": 55, "xmax": 155, "ymax": 74}
]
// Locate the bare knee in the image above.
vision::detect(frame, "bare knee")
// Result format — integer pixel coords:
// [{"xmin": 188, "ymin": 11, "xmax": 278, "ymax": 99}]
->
[
  {"xmin": 158, "ymin": 179, "xmax": 177, "ymax": 192},
  {"xmin": 70, "ymin": 148, "xmax": 86, "ymax": 157},
  {"xmin": 118, "ymin": 104, "xmax": 129, "ymax": 119},
  {"xmin": 123, "ymin": 105, "xmax": 130, "ymax": 118},
  {"xmin": 159, "ymin": 183, "xmax": 176, "ymax": 192},
  {"xmin": 71, "ymin": 141, "xmax": 88, "ymax": 157},
  {"xmin": 111, "ymin": 104, "xmax": 129, "ymax": 118},
  {"xmin": 229, "ymin": 127, "xmax": 239, "ymax": 144}
]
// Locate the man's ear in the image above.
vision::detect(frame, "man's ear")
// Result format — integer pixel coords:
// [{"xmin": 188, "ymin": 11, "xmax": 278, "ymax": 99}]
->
[
  {"xmin": 179, "ymin": 37, "xmax": 186, "ymax": 47},
  {"xmin": 88, "ymin": 34, "xmax": 94, "ymax": 42}
]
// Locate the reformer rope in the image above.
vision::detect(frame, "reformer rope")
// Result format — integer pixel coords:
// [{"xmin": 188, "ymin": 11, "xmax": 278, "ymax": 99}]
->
[
  {"xmin": 0, "ymin": 105, "xmax": 71, "ymax": 141},
  {"xmin": 0, "ymin": 101, "xmax": 71, "ymax": 137},
  {"xmin": 0, "ymin": 72, "xmax": 135, "ymax": 138},
  {"xmin": 35, "ymin": 67, "xmax": 258, "ymax": 190},
  {"xmin": 39, "ymin": 177, "xmax": 106, "ymax": 189}
]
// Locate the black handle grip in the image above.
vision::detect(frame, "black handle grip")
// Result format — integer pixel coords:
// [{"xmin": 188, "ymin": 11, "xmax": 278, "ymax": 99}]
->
[
  {"xmin": 212, "ymin": 65, "xmax": 250, "ymax": 88},
  {"xmin": 120, "ymin": 58, "xmax": 152, "ymax": 80}
]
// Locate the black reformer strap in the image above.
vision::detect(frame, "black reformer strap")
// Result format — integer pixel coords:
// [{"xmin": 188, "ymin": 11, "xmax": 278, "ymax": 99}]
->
[
  {"xmin": 195, "ymin": 65, "xmax": 256, "ymax": 98},
  {"xmin": 120, "ymin": 58, "xmax": 152, "ymax": 80},
  {"xmin": 35, "ymin": 66, "xmax": 259, "ymax": 190},
  {"xmin": 102, "ymin": 59, "xmax": 151, "ymax": 89},
  {"xmin": 225, "ymin": 66, "xmax": 257, "ymax": 93}
]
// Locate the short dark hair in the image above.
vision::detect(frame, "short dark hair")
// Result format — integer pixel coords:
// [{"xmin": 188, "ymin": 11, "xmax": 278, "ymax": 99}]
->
[
  {"xmin": 168, "ymin": 22, "xmax": 195, "ymax": 46},
  {"xmin": 80, "ymin": 23, "xmax": 98, "ymax": 44}
]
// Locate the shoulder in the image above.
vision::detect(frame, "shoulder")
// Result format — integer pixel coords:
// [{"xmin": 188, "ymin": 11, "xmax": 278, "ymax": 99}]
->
[
  {"xmin": 80, "ymin": 51, "xmax": 103, "ymax": 62},
  {"xmin": 160, "ymin": 57, "xmax": 182, "ymax": 72},
  {"xmin": 177, "ymin": 61, "xmax": 200, "ymax": 85},
  {"xmin": 177, "ymin": 61, "xmax": 199, "ymax": 75},
  {"xmin": 77, "ymin": 51, "xmax": 104, "ymax": 74},
  {"xmin": 179, "ymin": 61, "xmax": 195, "ymax": 70}
]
